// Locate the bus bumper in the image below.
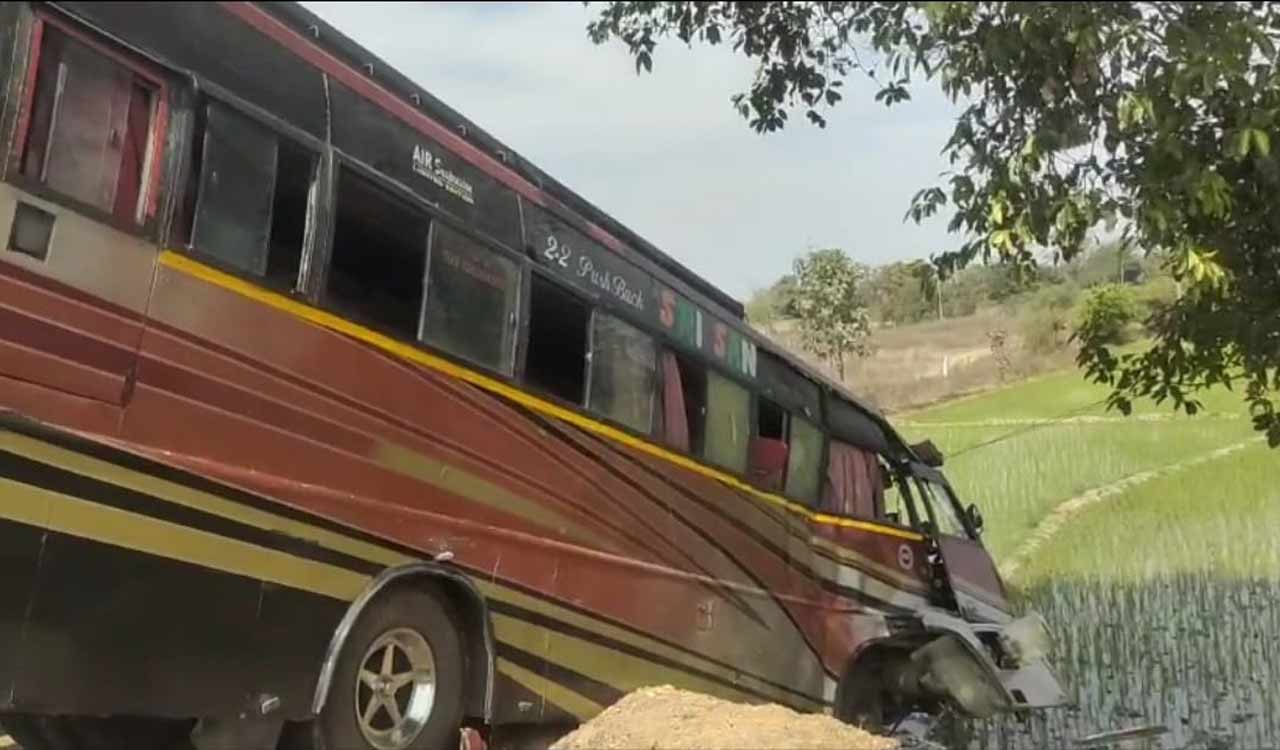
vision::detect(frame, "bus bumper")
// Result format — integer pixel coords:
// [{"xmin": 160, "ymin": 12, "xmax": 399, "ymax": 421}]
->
[{"xmin": 906, "ymin": 610, "xmax": 1067, "ymax": 718}]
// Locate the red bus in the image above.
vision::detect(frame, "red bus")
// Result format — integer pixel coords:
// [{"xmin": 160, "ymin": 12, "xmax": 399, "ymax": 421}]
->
[{"xmin": 0, "ymin": 3, "xmax": 1064, "ymax": 749}]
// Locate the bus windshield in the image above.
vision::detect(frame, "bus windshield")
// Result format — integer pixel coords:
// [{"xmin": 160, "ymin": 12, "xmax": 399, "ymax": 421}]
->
[{"xmin": 914, "ymin": 475, "xmax": 969, "ymax": 538}]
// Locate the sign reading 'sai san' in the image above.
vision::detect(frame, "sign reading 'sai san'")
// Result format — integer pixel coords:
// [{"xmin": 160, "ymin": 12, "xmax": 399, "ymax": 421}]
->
[{"xmin": 412, "ymin": 144, "xmax": 475, "ymax": 205}]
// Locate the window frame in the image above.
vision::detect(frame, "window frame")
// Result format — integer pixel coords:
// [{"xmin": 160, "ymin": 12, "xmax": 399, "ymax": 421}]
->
[
  {"xmin": 585, "ymin": 309, "xmax": 660, "ymax": 435},
  {"xmin": 782, "ymin": 412, "xmax": 826, "ymax": 505},
  {"xmin": 518, "ymin": 266, "xmax": 594, "ymax": 408},
  {"xmin": 883, "ymin": 463, "xmax": 924, "ymax": 530},
  {"xmin": 183, "ymin": 99, "xmax": 322, "ymax": 292},
  {"xmin": 911, "ymin": 465, "xmax": 976, "ymax": 539},
  {"xmin": 419, "ymin": 216, "xmax": 524, "ymax": 377},
  {"xmin": 11, "ymin": 10, "xmax": 170, "ymax": 236},
  {"xmin": 320, "ymin": 162, "xmax": 436, "ymax": 341},
  {"xmin": 702, "ymin": 367, "xmax": 754, "ymax": 475}
]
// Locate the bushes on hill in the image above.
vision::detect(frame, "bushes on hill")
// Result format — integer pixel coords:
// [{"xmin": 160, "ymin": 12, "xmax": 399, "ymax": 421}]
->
[{"xmin": 1076, "ymin": 284, "xmax": 1140, "ymax": 345}]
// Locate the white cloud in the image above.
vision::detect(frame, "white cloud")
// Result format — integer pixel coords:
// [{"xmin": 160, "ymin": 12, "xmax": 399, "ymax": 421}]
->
[{"xmin": 302, "ymin": 1, "xmax": 962, "ymax": 298}]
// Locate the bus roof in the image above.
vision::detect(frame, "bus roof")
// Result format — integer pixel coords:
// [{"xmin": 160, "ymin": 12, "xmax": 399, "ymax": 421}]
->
[{"xmin": 264, "ymin": 2, "xmax": 747, "ymax": 322}]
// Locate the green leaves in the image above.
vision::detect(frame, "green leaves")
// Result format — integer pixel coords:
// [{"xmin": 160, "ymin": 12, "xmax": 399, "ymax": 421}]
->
[
  {"xmin": 1231, "ymin": 127, "xmax": 1271, "ymax": 159},
  {"xmin": 791, "ymin": 249, "xmax": 873, "ymax": 378},
  {"xmin": 589, "ymin": 0, "xmax": 1280, "ymax": 445}
]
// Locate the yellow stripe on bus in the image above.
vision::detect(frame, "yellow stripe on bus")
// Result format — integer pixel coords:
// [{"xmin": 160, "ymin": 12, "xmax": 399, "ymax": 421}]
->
[
  {"xmin": 0, "ymin": 476, "xmax": 369, "ymax": 601},
  {"xmin": 0, "ymin": 427, "xmax": 820, "ymax": 705},
  {"xmin": 0, "ymin": 430, "xmax": 416, "ymax": 571},
  {"xmin": 158, "ymin": 251, "xmax": 923, "ymax": 543},
  {"xmin": 496, "ymin": 658, "xmax": 602, "ymax": 722}
]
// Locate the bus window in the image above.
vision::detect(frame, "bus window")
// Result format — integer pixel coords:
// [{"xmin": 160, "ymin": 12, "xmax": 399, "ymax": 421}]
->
[
  {"xmin": 748, "ymin": 397, "xmax": 789, "ymax": 491},
  {"xmin": 656, "ymin": 350, "xmax": 706, "ymax": 455},
  {"xmin": 883, "ymin": 469, "xmax": 919, "ymax": 528},
  {"xmin": 757, "ymin": 398, "xmax": 788, "ymax": 441},
  {"xmin": 190, "ymin": 102, "xmax": 316, "ymax": 289},
  {"xmin": 704, "ymin": 371, "xmax": 750, "ymax": 473},
  {"xmin": 325, "ymin": 169, "xmax": 430, "ymax": 339},
  {"xmin": 785, "ymin": 416, "xmax": 824, "ymax": 503},
  {"xmin": 588, "ymin": 313, "xmax": 657, "ymax": 433},
  {"xmin": 524, "ymin": 275, "xmax": 590, "ymax": 405},
  {"xmin": 915, "ymin": 477, "xmax": 969, "ymax": 537},
  {"xmin": 422, "ymin": 223, "xmax": 520, "ymax": 375},
  {"xmin": 21, "ymin": 24, "xmax": 161, "ymax": 224},
  {"xmin": 821, "ymin": 441, "xmax": 882, "ymax": 517}
]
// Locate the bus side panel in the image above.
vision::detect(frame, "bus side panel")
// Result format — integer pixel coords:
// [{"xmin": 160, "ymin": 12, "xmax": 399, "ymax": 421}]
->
[
  {"xmin": 14, "ymin": 531, "xmax": 262, "ymax": 717},
  {"xmin": 0, "ymin": 518, "xmax": 44, "ymax": 708},
  {"xmin": 0, "ymin": 415, "xmax": 355, "ymax": 721},
  {"xmin": 129, "ymin": 260, "xmax": 849, "ymax": 717},
  {"xmin": 0, "ymin": 186, "xmax": 154, "ymax": 411}
]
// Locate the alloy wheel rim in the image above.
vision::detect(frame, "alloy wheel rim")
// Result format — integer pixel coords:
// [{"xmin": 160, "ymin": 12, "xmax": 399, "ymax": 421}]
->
[{"xmin": 354, "ymin": 627, "xmax": 437, "ymax": 750}]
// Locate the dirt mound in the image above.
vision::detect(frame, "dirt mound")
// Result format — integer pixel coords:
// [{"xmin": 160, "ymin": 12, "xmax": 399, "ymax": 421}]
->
[{"xmin": 550, "ymin": 686, "xmax": 899, "ymax": 750}]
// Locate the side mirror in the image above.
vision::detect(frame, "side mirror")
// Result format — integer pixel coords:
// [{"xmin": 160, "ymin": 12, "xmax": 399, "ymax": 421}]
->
[{"xmin": 967, "ymin": 503, "xmax": 984, "ymax": 534}]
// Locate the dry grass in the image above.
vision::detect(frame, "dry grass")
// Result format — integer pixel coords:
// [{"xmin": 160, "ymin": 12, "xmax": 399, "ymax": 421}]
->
[{"xmin": 753, "ymin": 309, "xmax": 1077, "ymax": 413}]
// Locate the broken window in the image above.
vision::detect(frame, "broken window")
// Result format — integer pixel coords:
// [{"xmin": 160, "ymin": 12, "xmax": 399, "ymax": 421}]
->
[
  {"xmin": 325, "ymin": 169, "xmax": 430, "ymax": 339},
  {"xmin": 524, "ymin": 275, "xmax": 590, "ymax": 405},
  {"xmin": 188, "ymin": 102, "xmax": 315, "ymax": 290},
  {"xmin": 21, "ymin": 23, "xmax": 160, "ymax": 224},
  {"xmin": 588, "ymin": 313, "xmax": 657, "ymax": 433},
  {"xmin": 422, "ymin": 222, "xmax": 520, "ymax": 375}
]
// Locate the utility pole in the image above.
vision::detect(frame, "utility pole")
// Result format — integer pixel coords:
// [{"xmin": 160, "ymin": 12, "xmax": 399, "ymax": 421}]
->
[{"xmin": 937, "ymin": 273, "xmax": 944, "ymax": 321}]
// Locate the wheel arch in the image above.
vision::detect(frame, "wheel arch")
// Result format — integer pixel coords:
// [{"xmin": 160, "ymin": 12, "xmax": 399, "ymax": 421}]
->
[
  {"xmin": 834, "ymin": 636, "xmax": 913, "ymax": 721},
  {"xmin": 311, "ymin": 562, "xmax": 495, "ymax": 722}
]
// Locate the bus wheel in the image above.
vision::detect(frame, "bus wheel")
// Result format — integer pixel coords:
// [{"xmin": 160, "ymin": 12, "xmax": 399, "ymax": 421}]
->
[
  {"xmin": 838, "ymin": 651, "xmax": 908, "ymax": 734},
  {"xmin": 315, "ymin": 587, "xmax": 465, "ymax": 750}
]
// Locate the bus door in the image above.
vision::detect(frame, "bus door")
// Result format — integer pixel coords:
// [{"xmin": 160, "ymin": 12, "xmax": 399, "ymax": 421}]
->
[
  {"xmin": 0, "ymin": 14, "xmax": 168, "ymax": 417},
  {"xmin": 909, "ymin": 464, "xmax": 1011, "ymax": 623}
]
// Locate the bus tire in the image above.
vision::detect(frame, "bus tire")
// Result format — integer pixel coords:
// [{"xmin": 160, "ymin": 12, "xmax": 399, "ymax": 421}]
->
[{"xmin": 311, "ymin": 587, "xmax": 465, "ymax": 750}]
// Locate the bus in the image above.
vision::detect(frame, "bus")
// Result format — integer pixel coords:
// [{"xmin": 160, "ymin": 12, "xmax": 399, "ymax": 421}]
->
[{"xmin": 0, "ymin": 3, "xmax": 1064, "ymax": 749}]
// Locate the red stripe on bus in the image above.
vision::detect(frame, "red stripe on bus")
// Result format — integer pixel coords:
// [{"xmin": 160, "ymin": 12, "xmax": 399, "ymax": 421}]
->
[{"xmin": 12, "ymin": 18, "xmax": 43, "ymax": 166}]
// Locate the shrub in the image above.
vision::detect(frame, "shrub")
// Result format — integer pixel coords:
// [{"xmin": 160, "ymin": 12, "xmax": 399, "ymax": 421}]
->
[
  {"xmin": 1133, "ymin": 276, "xmax": 1178, "ymax": 320},
  {"xmin": 1076, "ymin": 284, "xmax": 1140, "ymax": 345},
  {"xmin": 1022, "ymin": 308, "xmax": 1072, "ymax": 353}
]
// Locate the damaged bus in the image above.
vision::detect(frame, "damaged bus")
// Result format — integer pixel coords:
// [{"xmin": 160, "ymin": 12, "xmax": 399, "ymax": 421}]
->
[{"xmin": 0, "ymin": 3, "xmax": 1064, "ymax": 749}]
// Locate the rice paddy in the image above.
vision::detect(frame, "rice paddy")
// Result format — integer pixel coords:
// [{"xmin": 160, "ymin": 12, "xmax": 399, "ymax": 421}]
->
[{"xmin": 901, "ymin": 370, "xmax": 1280, "ymax": 750}]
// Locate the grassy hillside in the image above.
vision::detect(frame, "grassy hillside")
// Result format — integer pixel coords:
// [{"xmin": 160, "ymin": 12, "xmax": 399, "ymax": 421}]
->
[{"xmin": 898, "ymin": 370, "xmax": 1278, "ymax": 750}]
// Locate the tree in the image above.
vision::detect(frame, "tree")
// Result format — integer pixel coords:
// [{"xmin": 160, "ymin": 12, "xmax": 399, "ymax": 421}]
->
[
  {"xmin": 867, "ymin": 260, "xmax": 941, "ymax": 324},
  {"xmin": 587, "ymin": 2, "xmax": 1280, "ymax": 446},
  {"xmin": 745, "ymin": 273, "xmax": 800, "ymax": 325},
  {"xmin": 791, "ymin": 249, "xmax": 872, "ymax": 380}
]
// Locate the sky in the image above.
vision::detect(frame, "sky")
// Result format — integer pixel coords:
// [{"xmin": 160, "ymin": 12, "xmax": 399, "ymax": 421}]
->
[{"xmin": 301, "ymin": 1, "xmax": 963, "ymax": 300}]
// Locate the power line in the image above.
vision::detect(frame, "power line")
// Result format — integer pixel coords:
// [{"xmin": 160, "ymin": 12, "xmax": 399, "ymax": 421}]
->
[{"xmin": 946, "ymin": 397, "xmax": 1110, "ymax": 460}]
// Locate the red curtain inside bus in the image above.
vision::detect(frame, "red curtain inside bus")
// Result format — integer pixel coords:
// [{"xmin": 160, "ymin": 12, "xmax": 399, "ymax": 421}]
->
[
  {"xmin": 748, "ymin": 437, "xmax": 788, "ymax": 492},
  {"xmin": 823, "ymin": 440, "xmax": 883, "ymax": 518},
  {"xmin": 660, "ymin": 351, "xmax": 690, "ymax": 452}
]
